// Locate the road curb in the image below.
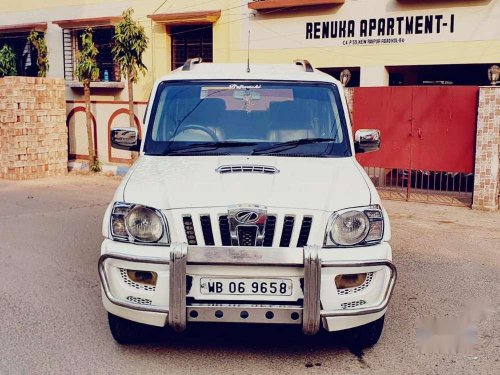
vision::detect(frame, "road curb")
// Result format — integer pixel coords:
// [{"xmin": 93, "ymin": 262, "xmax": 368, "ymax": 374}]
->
[{"xmin": 68, "ymin": 161, "xmax": 129, "ymax": 176}]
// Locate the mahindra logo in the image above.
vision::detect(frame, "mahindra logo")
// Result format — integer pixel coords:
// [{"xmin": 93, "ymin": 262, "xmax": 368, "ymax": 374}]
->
[{"xmin": 235, "ymin": 210, "xmax": 259, "ymax": 224}]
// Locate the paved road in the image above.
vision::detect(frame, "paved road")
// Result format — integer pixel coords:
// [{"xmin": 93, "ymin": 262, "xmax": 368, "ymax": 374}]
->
[{"xmin": 0, "ymin": 175, "xmax": 498, "ymax": 375}]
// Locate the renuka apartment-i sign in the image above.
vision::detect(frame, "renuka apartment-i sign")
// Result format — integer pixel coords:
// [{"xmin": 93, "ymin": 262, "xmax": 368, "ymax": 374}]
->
[
  {"xmin": 247, "ymin": 4, "xmax": 500, "ymax": 49},
  {"xmin": 305, "ymin": 14, "xmax": 455, "ymax": 46}
]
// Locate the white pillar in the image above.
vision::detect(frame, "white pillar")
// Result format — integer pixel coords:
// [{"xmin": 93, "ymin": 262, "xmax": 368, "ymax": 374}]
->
[
  {"xmin": 45, "ymin": 23, "xmax": 64, "ymax": 79},
  {"xmin": 360, "ymin": 66, "xmax": 389, "ymax": 87}
]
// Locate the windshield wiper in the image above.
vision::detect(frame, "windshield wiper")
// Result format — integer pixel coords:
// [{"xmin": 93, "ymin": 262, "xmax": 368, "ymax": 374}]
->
[
  {"xmin": 251, "ymin": 138, "xmax": 335, "ymax": 155},
  {"xmin": 165, "ymin": 141, "xmax": 258, "ymax": 155}
]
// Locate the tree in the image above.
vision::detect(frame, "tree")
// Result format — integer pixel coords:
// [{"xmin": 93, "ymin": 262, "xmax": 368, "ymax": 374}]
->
[
  {"xmin": 74, "ymin": 28, "xmax": 100, "ymax": 171},
  {"xmin": 0, "ymin": 45, "xmax": 17, "ymax": 77},
  {"xmin": 112, "ymin": 8, "xmax": 149, "ymax": 159},
  {"xmin": 27, "ymin": 31, "xmax": 49, "ymax": 77}
]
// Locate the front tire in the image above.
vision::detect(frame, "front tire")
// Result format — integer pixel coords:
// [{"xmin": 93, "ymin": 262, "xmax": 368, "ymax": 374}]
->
[
  {"xmin": 108, "ymin": 313, "xmax": 155, "ymax": 344},
  {"xmin": 342, "ymin": 315, "xmax": 385, "ymax": 349}
]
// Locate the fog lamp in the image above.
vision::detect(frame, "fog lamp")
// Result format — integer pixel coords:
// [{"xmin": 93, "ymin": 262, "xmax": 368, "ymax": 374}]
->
[
  {"xmin": 127, "ymin": 270, "xmax": 158, "ymax": 286},
  {"xmin": 335, "ymin": 273, "xmax": 367, "ymax": 289}
]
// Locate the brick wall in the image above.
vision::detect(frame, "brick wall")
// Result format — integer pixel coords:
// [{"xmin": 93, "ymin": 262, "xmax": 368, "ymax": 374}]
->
[
  {"xmin": 0, "ymin": 77, "xmax": 67, "ymax": 180},
  {"xmin": 472, "ymin": 87, "xmax": 500, "ymax": 211}
]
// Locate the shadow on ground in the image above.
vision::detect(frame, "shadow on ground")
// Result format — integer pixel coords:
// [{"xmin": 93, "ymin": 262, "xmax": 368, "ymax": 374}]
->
[{"xmin": 118, "ymin": 322, "xmax": 370, "ymax": 365}]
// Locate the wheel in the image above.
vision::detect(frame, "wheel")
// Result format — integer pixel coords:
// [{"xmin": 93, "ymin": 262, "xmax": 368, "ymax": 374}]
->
[
  {"xmin": 107, "ymin": 313, "xmax": 154, "ymax": 344},
  {"xmin": 342, "ymin": 315, "xmax": 385, "ymax": 350}
]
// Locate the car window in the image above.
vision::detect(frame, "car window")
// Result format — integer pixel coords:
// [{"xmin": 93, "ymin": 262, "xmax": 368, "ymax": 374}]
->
[{"xmin": 145, "ymin": 81, "xmax": 351, "ymax": 157}]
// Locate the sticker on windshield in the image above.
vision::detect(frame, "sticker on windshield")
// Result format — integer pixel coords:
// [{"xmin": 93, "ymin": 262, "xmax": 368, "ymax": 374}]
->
[
  {"xmin": 200, "ymin": 84, "xmax": 262, "ymax": 99},
  {"xmin": 229, "ymin": 84, "xmax": 262, "ymax": 89}
]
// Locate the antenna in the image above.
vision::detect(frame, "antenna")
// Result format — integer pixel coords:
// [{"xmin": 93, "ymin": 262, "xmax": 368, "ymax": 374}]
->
[{"xmin": 247, "ymin": 30, "xmax": 251, "ymax": 73}]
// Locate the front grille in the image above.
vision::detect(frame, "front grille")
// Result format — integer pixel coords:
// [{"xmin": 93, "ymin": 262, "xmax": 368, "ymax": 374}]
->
[
  {"xmin": 200, "ymin": 215, "xmax": 215, "ymax": 246},
  {"xmin": 296, "ymin": 217, "xmax": 312, "ymax": 247},
  {"xmin": 191, "ymin": 213, "xmax": 312, "ymax": 247},
  {"xmin": 216, "ymin": 165, "xmax": 279, "ymax": 174},
  {"xmin": 219, "ymin": 215, "xmax": 231, "ymax": 246},
  {"xmin": 183, "ymin": 216, "xmax": 197, "ymax": 245},
  {"xmin": 279, "ymin": 216, "xmax": 295, "ymax": 247},
  {"xmin": 126, "ymin": 296, "xmax": 152, "ymax": 305},
  {"xmin": 263, "ymin": 215, "xmax": 276, "ymax": 247},
  {"xmin": 341, "ymin": 300, "xmax": 367, "ymax": 309},
  {"xmin": 237, "ymin": 226, "xmax": 257, "ymax": 246}
]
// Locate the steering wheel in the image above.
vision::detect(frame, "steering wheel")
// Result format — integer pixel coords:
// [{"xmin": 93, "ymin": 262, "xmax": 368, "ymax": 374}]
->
[{"xmin": 176, "ymin": 124, "xmax": 219, "ymax": 142}]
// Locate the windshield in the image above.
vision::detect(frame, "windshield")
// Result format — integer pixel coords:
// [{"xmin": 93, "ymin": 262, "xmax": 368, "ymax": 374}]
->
[{"xmin": 144, "ymin": 81, "xmax": 351, "ymax": 157}]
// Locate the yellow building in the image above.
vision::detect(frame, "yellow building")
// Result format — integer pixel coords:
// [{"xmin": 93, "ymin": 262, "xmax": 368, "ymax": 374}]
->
[{"xmin": 1, "ymin": 0, "xmax": 498, "ymax": 101}]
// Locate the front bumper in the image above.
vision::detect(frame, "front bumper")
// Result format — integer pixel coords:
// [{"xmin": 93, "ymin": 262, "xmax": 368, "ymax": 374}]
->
[{"xmin": 99, "ymin": 241, "xmax": 397, "ymax": 334}]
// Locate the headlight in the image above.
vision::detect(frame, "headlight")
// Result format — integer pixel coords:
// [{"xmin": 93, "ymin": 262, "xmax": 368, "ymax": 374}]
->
[
  {"xmin": 110, "ymin": 202, "xmax": 169, "ymax": 244},
  {"xmin": 325, "ymin": 205, "xmax": 384, "ymax": 247}
]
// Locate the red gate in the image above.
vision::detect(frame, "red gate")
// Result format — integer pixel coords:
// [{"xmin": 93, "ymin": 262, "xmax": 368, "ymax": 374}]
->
[{"xmin": 352, "ymin": 86, "xmax": 478, "ymax": 206}]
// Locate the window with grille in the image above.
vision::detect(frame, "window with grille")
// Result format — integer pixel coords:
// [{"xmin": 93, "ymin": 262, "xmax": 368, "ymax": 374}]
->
[
  {"xmin": 171, "ymin": 25, "xmax": 213, "ymax": 70},
  {"xmin": 63, "ymin": 26, "xmax": 120, "ymax": 82},
  {"xmin": 0, "ymin": 32, "xmax": 38, "ymax": 76}
]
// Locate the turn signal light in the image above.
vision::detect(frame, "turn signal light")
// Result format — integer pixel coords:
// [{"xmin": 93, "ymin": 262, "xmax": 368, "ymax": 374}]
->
[
  {"xmin": 335, "ymin": 273, "xmax": 367, "ymax": 289},
  {"xmin": 127, "ymin": 270, "xmax": 158, "ymax": 286},
  {"xmin": 111, "ymin": 216, "xmax": 127, "ymax": 237}
]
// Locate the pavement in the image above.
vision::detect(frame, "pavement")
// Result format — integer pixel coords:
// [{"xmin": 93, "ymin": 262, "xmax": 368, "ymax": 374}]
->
[{"xmin": 0, "ymin": 174, "xmax": 498, "ymax": 375}]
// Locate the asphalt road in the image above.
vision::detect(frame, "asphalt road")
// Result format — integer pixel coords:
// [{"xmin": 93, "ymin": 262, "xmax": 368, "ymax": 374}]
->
[{"xmin": 0, "ymin": 175, "xmax": 498, "ymax": 375}]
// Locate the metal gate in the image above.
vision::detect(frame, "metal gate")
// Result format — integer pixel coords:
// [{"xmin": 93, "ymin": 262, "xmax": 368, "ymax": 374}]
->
[{"xmin": 352, "ymin": 86, "xmax": 478, "ymax": 206}]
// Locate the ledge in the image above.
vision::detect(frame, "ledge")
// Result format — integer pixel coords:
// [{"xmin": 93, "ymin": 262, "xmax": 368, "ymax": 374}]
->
[
  {"xmin": 248, "ymin": 0, "xmax": 344, "ymax": 10},
  {"xmin": 0, "ymin": 22, "xmax": 47, "ymax": 33},
  {"xmin": 148, "ymin": 9, "xmax": 221, "ymax": 25},
  {"xmin": 66, "ymin": 81, "xmax": 125, "ymax": 90},
  {"xmin": 53, "ymin": 16, "xmax": 121, "ymax": 29}
]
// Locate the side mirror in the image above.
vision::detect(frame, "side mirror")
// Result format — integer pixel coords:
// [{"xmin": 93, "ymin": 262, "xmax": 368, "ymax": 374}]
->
[
  {"xmin": 110, "ymin": 127, "xmax": 140, "ymax": 151},
  {"xmin": 354, "ymin": 129, "xmax": 381, "ymax": 153}
]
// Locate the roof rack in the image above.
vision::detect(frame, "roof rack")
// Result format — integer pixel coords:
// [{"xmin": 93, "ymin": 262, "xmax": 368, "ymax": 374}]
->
[
  {"xmin": 182, "ymin": 57, "xmax": 203, "ymax": 71},
  {"xmin": 294, "ymin": 59, "xmax": 314, "ymax": 72}
]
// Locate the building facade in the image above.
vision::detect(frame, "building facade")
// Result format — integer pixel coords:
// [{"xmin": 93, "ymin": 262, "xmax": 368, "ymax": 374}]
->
[{"xmin": 0, "ymin": 0, "xmax": 499, "ymax": 101}]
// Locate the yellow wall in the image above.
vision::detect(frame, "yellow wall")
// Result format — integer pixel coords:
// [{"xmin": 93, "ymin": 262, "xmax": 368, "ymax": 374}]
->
[
  {"xmin": 1, "ymin": 0, "xmax": 499, "ymax": 99},
  {"xmin": 0, "ymin": 0, "xmax": 123, "ymax": 12},
  {"xmin": 128, "ymin": 0, "xmax": 500, "ymax": 96}
]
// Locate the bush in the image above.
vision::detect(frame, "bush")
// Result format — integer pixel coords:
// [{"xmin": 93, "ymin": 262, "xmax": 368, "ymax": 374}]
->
[
  {"xmin": 27, "ymin": 31, "xmax": 49, "ymax": 77},
  {"xmin": 0, "ymin": 45, "xmax": 17, "ymax": 77}
]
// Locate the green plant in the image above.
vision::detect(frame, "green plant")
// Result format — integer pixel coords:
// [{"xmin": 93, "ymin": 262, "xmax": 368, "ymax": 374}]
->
[
  {"xmin": 75, "ymin": 28, "xmax": 100, "ymax": 84},
  {"xmin": 27, "ymin": 31, "xmax": 49, "ymax": 77},
  {"xmin": 74, "ymin": 28, "xmax": 100, "ymax": 169},
  {"xmin": 90, "ymin": 158, "xmax": 102, "ymax": 173},
  {"xmin": 113, "ymin": 7, "xmax": 149, "ymax": 161},
  {"xmin": 0, "ymin": 44, "xmax": 17, "ymax": 77}
]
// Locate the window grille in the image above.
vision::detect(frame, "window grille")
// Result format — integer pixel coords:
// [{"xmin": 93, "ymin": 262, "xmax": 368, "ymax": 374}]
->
[
  {"xmin": 63, "ymin": 26, "xmax": 120, "ymax": 82},
  {"xmin": 0, "ymin": 31, "xmax": 38, "ymax": 76},
  {"xmin": 171, "ymin": 25, "xmax": 213, "ymax": 70},
  {"xmin": 62, "ymin": 29, "xmax": 75, "ymax": 80}
]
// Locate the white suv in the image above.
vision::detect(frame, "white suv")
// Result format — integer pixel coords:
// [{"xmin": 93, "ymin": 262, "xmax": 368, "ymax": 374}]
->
[{"xmin": 99, "ymin": 59, "xmax": 397, "ymax": 348}]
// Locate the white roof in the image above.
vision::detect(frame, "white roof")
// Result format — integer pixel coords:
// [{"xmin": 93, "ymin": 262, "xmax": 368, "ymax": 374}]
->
[{"xmin": 158, "ymin": 62, "xmax": 340, "ymax": 85}]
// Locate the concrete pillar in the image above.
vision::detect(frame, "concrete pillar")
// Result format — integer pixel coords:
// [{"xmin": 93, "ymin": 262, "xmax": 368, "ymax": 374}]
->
[
  {"xmin": 360, "ymin": 66, "xmax": 389, "ymax": 87},
  {"xmin": 472, "ymin": 87, "xmax": 500, "ymax": 211},
  {"xmin": 343, "ymin": 87, "xmax": 354, "ymax": 120},
  {"xmin": 45, "ymin": 23, "xmax": 63, "ymax": 79}
]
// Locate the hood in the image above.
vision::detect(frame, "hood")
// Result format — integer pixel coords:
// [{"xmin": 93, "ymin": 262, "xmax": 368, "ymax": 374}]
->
[{"xmin": 120, "ymin": 155, "xmax": 371, "ymax": 212}]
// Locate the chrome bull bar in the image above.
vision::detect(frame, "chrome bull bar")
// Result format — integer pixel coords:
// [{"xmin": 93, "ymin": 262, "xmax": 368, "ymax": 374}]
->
[{"xmin": 98, "ymin": 243, "xmax": 397, "ymax": 335}]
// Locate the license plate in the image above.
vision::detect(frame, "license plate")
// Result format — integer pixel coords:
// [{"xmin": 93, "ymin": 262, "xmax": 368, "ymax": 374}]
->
[{"xmin": 200, "ymin": 278, "xmax": 293, "ymax": 296}]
